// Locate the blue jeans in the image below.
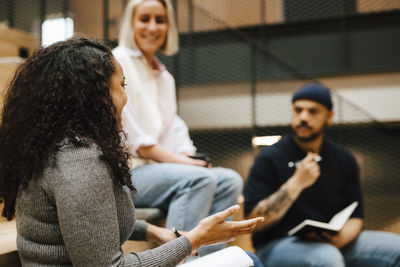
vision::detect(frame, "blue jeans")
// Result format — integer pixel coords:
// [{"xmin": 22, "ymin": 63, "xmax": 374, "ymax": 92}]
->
[
  {"xmin": 255, "ymin": 230, "xmax": 400, "ymax": 267},
  {"xmin": 131, "ymin": 163, "xmax": 243, "ymax": 255},
  {"xmin": 245, "ymin": 250, "xmax": 265, "ymax": 267}
]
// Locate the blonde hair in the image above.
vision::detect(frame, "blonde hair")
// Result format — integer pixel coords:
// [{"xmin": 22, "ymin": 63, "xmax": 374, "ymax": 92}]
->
[{"xmin": 118, "ymin": 0, "xmax": 179, "ymax": 55}]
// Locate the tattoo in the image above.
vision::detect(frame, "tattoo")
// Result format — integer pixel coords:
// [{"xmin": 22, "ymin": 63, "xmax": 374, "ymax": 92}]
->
[{"xmin": 254, "ymin": 184, "xmax": 294, "ymax": 227}]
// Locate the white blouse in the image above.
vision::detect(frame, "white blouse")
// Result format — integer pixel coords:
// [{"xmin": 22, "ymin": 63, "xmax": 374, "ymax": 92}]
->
[{"xmin": 113, "ymin": 46, "xmax": 195, "ymax": 166}]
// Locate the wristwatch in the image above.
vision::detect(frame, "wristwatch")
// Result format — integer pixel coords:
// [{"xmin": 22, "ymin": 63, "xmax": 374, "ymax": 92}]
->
[{"xmin": 171, "ymin": 227, "xmax": 181, "ymax": 237}]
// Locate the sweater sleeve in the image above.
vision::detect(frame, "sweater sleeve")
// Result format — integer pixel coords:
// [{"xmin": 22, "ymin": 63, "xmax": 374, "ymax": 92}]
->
[{"xmin": 46, "ymin": 145, "xmax": 191, "ymax": 267}]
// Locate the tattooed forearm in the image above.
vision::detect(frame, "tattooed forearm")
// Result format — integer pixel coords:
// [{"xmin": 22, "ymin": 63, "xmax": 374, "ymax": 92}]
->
[{"xmin": 253, "ymin": 184, "xmax": 295, "ymax": 227}]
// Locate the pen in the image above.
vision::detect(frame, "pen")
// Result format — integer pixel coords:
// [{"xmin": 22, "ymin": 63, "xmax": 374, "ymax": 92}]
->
[{"xmin": 288, "ymin": 155, "xmax": 322, "ymax": 168}]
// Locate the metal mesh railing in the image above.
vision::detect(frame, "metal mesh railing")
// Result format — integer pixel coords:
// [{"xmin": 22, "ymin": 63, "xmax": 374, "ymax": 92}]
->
[
  {"xmin": 1, "ymin": 0, "xmax": 399, "ymax": 233},
  {"xmin": 169, "ymin": 0, "xmax": 400, "ymax": 234}
]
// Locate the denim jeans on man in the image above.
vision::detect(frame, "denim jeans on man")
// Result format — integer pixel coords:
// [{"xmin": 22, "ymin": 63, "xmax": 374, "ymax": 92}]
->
[
  {"xmin": 245, "ymin": 250, "xmax": 265, "ymax": 267},
  {"xmin": 256, "ymin": 230, "xmax": 400, "ymax": 267},
  {"xmin": 131, "ymin": 163, "xmax": 243, "ymax": 256}
]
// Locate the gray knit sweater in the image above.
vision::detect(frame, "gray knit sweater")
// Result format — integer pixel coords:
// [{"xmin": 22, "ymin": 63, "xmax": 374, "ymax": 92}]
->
[{"xmin": 16, "ymin": 142, "xmax": 191, "ymax": 266}]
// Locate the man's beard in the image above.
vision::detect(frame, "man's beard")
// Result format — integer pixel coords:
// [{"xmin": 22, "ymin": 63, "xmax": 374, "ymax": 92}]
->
[{"xmin": 294, "ymin": 122, "xmax": 325, "ymax": 143}]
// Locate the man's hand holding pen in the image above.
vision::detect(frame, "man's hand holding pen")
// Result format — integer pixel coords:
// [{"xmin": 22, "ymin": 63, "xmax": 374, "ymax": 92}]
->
[
  {"xmin": 288, "ymin": 155, "xmax": 321, "ymax": 168},
  {"xmin": 292, "ymin": 152, "xmax": 321, "ymax": 189}
]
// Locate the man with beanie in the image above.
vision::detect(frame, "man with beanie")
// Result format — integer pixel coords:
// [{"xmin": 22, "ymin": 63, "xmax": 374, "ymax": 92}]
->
[{"xmin": 243, "ymin": 83, "xmax": 400, "ymax": 266}]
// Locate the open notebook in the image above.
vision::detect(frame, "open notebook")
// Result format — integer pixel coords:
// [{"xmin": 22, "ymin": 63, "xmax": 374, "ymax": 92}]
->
[
  {"xmin": 180, "ymin": 246, "xmax": 254, "ymax": 267},
  {"xmin": 288, "ymin": 201, "xmax": 359, "ymax": 236}
]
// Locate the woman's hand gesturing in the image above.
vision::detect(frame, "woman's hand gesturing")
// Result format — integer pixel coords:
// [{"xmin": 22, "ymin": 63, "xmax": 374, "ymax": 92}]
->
[{"xmin": 185, "ymin": 205, "xmax": 264, "ymax": 251}]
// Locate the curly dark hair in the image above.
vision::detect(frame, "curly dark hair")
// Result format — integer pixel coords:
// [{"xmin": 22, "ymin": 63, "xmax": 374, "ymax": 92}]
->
[{"xmin": 0, "ymin": 37, "xmax": 135, "ymax": 220}]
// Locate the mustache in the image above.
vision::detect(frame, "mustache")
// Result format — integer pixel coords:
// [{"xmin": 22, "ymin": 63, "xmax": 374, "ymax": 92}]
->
[{"xmin": 296, "ymin": 121, "xmax": 312, "ymax": 130}]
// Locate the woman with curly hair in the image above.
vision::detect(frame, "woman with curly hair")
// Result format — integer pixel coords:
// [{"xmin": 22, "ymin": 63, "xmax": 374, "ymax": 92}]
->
[{"xmin": 0, "ymin": 37, "xmax": 263, "ymax": 266}]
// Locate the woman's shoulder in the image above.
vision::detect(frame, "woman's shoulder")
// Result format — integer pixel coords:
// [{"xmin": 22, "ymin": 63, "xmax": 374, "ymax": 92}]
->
[
  {"xmin": 57, "ymin": 138, "xmax": 103, "ymax": 163},
  {"xmin": 49, "ymin": 139, "xmax": 108, "ymax": 180},
  {"xmin": 112, "ymin": 45, "xmax": 128, "ymax": 57},
  {"xmin": 41, "ymin": 139, "xmax": 111, "ymax": 189}
]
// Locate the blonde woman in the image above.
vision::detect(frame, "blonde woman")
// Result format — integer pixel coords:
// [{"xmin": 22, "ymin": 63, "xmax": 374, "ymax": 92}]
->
[{"xmin": 113, "ymin": 0, "xmax": 244, "ymax": 256}]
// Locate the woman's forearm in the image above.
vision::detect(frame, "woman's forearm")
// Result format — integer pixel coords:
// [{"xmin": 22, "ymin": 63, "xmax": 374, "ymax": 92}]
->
[
  {"xmin": 137, "ymin": 145, "xmax": 206, "ymax": 166},
  {"xmin": 137, "ymin": 144, "xmax": 177, "ymax": 162}
]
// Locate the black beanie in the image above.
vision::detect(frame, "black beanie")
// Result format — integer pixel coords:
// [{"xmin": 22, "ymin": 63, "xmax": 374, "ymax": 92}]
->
[{"xmin": 292, "ymin": 83, "xmax": 333, "ymax": 110}]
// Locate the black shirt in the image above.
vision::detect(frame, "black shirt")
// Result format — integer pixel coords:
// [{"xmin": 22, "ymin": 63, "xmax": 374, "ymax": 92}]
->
[{"xmin": 243, "ymin": 135, "xmax": 363, "ymax": 249}]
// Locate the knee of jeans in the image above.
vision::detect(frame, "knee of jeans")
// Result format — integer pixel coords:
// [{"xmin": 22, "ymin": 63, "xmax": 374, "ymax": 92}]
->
[
  {"xmin": 307, "ymin": 245, "xmax": 344, "ymax": 267},
  {"xmin": 225, "ymin": 169, "xmax": 243, "ymax": 193},
  {"xmin": 198, "ymin": 171, "xmax": 219, "ymax": 190}
]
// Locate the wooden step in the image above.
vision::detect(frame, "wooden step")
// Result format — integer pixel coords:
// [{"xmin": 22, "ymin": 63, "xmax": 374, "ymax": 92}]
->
[
  {"xmin": 0, "ymin": 251, "xmax": 21, "ymax": 267},
  {"xmin": 0, "ymin": 204, "xmax": 17, "ymax": 254},
  {"xmin": 0, "ymin": 202, "xmax": 20, "ymax": 266},
  {"xmin": 0, "ymin": 25, "xmax": 40, "ymax": 57}
]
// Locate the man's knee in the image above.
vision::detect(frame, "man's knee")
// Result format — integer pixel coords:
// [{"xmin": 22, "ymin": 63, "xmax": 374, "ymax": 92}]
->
[
  {"xmin": 258, "ymin": 242, "xmax": 344, "ymax": 267},
  {"xmin": 306, "ymin": 246, "xmax": 345, "ymax": 267},
  {"xmin": 344, "ymin": 230, "xmax": 400, "ymax": 266}
]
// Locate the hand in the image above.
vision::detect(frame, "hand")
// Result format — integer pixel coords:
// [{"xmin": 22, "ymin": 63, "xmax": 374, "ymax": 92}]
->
[
  {"xmin": 321, "ymin": 218, "xmax": 363, "ymax": 248},
  {"xmin": 293, "ymin": 152, "xmax": 320, "ymax": 189},
  {"xmin": 176, "ymin": 154, "xmax": 207, "ymax": 167},
  {"xmin": 304, "ymin": 231, "xmax": 344, "ymax": 247},
  {"xmin": 303, "ymin": 231, "xmax": 333, "ymax": 243},
  {"xmin": 186, "ymin": 153, "xmax": 212, "ymax": 168},
  {"xmin": 185, "ymin": 205, "xmax": 264, "ymax": 251},
  {"xmin": 137, "ymin": 145, "xmax": 207, "ymax": 166},
  {"xmin": 321, "ymin": 231, "xmax": 337, "ymax": 244}
]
